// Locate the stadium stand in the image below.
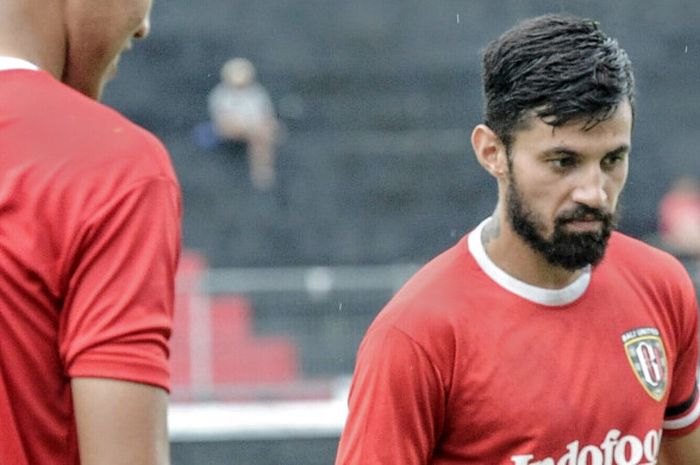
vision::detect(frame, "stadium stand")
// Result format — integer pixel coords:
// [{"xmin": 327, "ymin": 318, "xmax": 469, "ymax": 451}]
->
[{"xmin": 100, "ymin": 0, "xmax": 700, "ymax": 463}]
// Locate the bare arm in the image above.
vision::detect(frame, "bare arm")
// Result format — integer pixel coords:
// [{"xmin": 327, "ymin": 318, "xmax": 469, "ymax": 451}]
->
[
  {"xmin": 659, "ymin": 428, "xmax": 700, "ymax": 465},
  {"xmin": 72, "ymin": 378, "xmax": 170, "ymax": 465}
]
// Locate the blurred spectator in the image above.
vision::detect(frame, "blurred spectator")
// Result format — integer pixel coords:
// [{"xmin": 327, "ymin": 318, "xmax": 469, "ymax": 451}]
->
[
  {"xmin": 208, "ymin": 58, "xmax": 280, "ymax": 190},
  {"xmin": 658, "ymin": 175, "xmax": 700, "ymax": 259}
]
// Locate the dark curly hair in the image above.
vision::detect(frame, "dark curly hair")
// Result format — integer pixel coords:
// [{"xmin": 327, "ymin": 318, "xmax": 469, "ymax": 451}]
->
[{"xmin": 482, "ymin": 14, "xmax": 635, "ymax": 150}]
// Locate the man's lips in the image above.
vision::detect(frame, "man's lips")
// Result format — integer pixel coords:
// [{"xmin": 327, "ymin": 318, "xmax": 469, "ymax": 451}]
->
[{"xmin": 564, "ymin": 219, "xmax": 603, "ymax": 232}]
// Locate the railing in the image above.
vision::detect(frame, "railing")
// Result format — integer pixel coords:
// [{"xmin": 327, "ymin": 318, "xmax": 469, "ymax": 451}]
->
[
  {"xmin": 174, "ymin": 261, "xmax": 419, "ymax": 399},
  {"xmin": 169, "ymin": 258, "xmax": 418, "ymax": 440}
]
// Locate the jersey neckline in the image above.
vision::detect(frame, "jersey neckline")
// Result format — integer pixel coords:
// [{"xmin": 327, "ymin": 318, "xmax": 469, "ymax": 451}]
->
[
  {"xmin": 0, "ymin": 56, "xmax": 40, "ymax": 72},
  {"xmin": 467, "ymin": 218, "xmax": 591, "ymax": 307}
]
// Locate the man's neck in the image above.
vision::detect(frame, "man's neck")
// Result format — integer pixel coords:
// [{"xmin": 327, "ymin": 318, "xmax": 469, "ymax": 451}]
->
[
  {"xmin": 481, "ymin": 214, "xmax": 584, "ymax": 289},
  {"xmin": 0, "ymin": 1, "xmax": 65, "ymax": 79}
]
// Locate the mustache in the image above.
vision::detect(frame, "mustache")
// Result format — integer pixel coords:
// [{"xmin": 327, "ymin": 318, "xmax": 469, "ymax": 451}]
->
[{"xmin": 556, "ymin": 205, "xmax": 613, "ymax": 224}]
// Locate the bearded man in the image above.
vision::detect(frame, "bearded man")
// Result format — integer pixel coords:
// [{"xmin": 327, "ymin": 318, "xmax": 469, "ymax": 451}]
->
[{"xmin": 336, "ymin": 14, "xmax": 700, "ymax": 465}]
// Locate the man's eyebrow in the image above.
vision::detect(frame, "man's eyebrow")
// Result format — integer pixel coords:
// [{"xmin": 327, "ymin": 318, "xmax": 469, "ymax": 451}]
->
[
  {"xmin": 542, "ymin": 147, "xmax": 580, "ymax": 157},
  {"xmin": 605, "ymin": 144, "xmax": 631, "ymax": 156},
  {"xmin": 542, "ymin": 144, "xmax": 630, "ymax": 157}
]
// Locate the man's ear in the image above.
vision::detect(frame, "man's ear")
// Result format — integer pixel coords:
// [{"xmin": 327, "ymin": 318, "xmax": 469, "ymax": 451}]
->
[{"xmin": 471, "ymin": 124, "xmax": 509, "ymax": 179}]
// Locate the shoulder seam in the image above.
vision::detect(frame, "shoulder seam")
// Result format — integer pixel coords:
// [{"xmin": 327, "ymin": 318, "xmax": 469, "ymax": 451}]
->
[{"xmin": 386, "ymin": 324, "xmax": 449, "ymax": 394}]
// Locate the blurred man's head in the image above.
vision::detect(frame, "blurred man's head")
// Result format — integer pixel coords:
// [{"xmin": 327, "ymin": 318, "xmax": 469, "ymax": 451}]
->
[
  {"xmin": 60, "ymin": 0, "xmax": 153, "ymax": 99},
  {"xmin": 222, "ymin": 58, "xmax": 256, "ymax": 88}
]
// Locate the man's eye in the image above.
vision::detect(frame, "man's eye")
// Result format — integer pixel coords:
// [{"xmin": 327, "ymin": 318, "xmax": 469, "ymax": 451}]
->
[
  {"xmin": 602, "ymin": 154, "xmax": 625, "ymax": 169},
  {"xmin": 550, "ymin": 157, "xmax": 576, "ymax": 169}
]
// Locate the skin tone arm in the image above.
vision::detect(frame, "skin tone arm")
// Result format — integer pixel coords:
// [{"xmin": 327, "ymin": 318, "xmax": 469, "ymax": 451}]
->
[
  {"xmin": 72, "ymin": 378, "xmax": 170, "ymax": 465},
  {"xmin": 658, "ymin": 428, "xmax": 700, "ymax": 465}
]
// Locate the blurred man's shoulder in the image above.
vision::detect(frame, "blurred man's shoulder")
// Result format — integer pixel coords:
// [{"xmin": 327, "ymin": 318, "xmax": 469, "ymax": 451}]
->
[
  {"xmin": 0, "ymin": 71, "xmax": 177, "ymax": 203},
  {"xmin": 30, "ymin": 72, "xmax": 172, "ymax": 177}
]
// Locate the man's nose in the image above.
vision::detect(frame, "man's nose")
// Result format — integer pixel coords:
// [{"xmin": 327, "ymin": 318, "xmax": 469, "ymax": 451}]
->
[{"xmin": 571, "ymin": 167, "xmax": 608, "ymax": 209}]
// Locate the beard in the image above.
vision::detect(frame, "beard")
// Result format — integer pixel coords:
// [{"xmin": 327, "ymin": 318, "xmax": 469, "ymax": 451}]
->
[{"xmin": 506, "ymin": 175, "xmax": 618, "ymax": 270}]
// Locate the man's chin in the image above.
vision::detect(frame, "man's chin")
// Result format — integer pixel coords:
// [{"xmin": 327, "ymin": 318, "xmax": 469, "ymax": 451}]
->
[
  {"xmin": 542, "ymin": 233, "xmax": 610, "ymax": 270},
  {"xmin": 542, "ymin": 252, "xmax": 604, "ymax": 271},
  {"xmin": 84, "ymin": 81, "xmax": 107, "ymax": 101}
]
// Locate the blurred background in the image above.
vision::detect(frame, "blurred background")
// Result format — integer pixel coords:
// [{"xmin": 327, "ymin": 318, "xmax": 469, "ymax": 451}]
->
[{"xmin": 103, "ymin": 0, "xmax": 700, "ymax": 463}]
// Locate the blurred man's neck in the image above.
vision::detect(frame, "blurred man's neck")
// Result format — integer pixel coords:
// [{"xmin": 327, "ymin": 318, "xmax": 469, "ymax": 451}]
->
[{"xmin": 0, "ymin": 0, "xmax": 66, "ymax": 79}]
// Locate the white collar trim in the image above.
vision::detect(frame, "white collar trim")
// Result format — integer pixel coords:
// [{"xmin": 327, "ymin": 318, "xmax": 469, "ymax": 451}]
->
[
  {"xmin": 0, "ymin": 56, "xmax": 39, "ymax": 72},
  {"xmin": 468, "ymin": 218, "xmax": 591, "ymax": 307}
]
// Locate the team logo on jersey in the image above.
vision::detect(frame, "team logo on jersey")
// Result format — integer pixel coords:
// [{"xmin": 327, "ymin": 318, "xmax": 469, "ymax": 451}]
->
[{"xmin": 621, "ymin": 327, "xmax": 667, "ymax": 401}]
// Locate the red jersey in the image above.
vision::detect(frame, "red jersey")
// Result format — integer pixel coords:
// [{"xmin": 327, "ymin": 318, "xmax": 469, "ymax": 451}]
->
[
  {"xmin": 0, "ymin": 66, "xmax": 181, "ymax": 464},
  {"xmin": 336, "ymin": 219, "xmax": 700, "ymax": 465}
]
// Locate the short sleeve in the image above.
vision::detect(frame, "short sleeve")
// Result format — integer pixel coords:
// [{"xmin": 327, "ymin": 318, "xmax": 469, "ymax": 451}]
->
[
  {"xmin": 663, "ymin": 272, "xmax": 700, "ymax": 437},
  {"xmin": 335, "ymin": 325, "xmax": 445, "ymax": 465},
  {"xmin": 59, "ymin": 177, "xmax": 181, "ymax": 391}
]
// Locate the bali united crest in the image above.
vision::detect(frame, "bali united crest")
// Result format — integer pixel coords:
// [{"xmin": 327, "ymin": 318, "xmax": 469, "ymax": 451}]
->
[{"xmin": 621, "ymin": 327, "xmax": 668, "ymax": 402}]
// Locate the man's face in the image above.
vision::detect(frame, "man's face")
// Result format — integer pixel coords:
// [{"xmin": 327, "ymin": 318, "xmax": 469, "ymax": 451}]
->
[
  {"xmin": 504, "ymin": 101, "xmax": 633, "ymax": 270},
  {"xmin": 62, "ymin": 0, "xmax": 154, "ymax": 99}
]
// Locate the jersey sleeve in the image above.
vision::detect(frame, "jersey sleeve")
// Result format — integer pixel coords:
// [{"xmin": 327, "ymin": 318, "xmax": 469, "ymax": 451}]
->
[
  {"xmin": 59, "ymin": 177, "xmax": 181, "ymax": 391},
  {"xmin": 662, "ymin": 270, "xmax": 700, "ymax": 437},
  {"xmin": 335, "ymin": 325, "xmax": 445, "ymax": 465}
]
